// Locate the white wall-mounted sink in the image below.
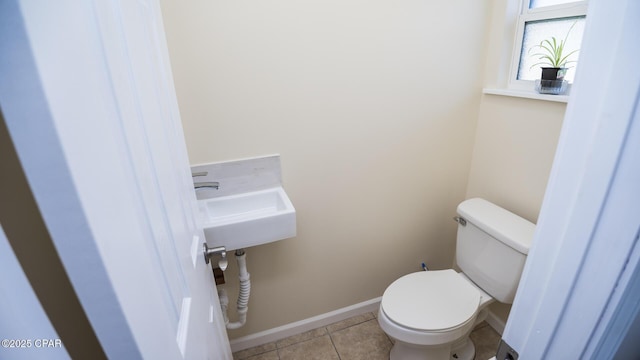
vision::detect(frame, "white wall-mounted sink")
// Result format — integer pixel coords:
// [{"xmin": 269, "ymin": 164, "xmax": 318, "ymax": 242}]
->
[{"xmin": 198, "ymin": 187, "xmax": 296, "ymax": 251}]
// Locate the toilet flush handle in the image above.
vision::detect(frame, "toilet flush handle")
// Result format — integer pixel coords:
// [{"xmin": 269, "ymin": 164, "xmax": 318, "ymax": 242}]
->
[{"xmin": 453, "ymin": 216, "xmax": 467, "ymax": 226}]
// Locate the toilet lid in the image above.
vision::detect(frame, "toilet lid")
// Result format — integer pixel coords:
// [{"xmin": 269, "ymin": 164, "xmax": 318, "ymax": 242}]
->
[{"xmin": 381, "ymin": 269, "xmax": 480, "ymax": 331}]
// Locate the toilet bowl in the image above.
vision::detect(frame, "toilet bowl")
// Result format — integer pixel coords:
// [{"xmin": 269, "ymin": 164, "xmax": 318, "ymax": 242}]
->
[
  {"xmin": 377, "ymin": 198, "xmax": 536, "ymax": 360},
  {"xmin": 378, "ymin": 270, "xmax": 493, "ymax": 360}
]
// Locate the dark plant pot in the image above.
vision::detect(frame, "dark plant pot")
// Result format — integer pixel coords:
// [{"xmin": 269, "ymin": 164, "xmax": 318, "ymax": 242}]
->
[
  {"xmin": 537, "ymin": 67, "xmax": 568, "ymax": 95},
  {"xmin": 541, "ymin": 67, "xmax": 567, "ymax": 81}
]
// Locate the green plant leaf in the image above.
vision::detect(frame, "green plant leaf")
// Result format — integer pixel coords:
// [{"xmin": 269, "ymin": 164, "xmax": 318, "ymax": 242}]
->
[
  {"xmin": 527, "ymin": 20, "xmax": 580, "ymax": 69},
  {"xmin": 558, "ymin": 49, "xmax": 580, "ymax": 67}
]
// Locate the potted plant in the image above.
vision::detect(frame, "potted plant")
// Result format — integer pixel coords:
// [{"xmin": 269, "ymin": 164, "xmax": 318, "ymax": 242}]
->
[{"xmin": 529, "ymin": 22, "xmax": 580, "ymax": 94}]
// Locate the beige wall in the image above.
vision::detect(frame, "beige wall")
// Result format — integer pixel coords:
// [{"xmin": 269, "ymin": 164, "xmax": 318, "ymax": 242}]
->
[
  {"xmin": 466, "ymin": 94, "xmax": 566, "ymax": 321},
  {"xmin": 466, "ymin": 95, "xmax": 566, "ymax": 224},
  {"xmin": 161, "ymin": 0, "xmax": 490, "ymax": 338}
]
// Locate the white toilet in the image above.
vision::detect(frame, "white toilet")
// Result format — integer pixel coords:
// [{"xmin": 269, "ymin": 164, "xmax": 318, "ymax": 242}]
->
[{"xmin": 378, "ymin": 198, "xmax": 535, "ymax": 360}]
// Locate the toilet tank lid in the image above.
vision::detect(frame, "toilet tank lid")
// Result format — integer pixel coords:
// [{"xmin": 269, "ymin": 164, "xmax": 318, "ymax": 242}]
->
[{"xmin": 457, "ymin": 198, "xmax": 535, "ymax": 255}]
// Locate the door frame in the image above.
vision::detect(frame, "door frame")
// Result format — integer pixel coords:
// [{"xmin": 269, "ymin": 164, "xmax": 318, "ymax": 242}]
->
[{"xmin": 501, "ymin": 0, "xmax": 640, "ymax": 358}]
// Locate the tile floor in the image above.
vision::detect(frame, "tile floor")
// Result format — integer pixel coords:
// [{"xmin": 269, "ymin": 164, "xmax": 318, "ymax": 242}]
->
[{"xmin": 233, "ymin": 312, "xmax": 501, "ymax": 360}]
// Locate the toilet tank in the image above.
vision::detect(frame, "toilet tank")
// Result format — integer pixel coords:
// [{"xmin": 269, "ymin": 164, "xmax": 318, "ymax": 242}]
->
[{"xmin": 455, "ymin": 198, "xmax": 535, "ymax": 304}]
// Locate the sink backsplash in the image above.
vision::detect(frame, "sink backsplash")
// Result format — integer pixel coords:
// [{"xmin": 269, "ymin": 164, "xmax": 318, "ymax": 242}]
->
[{"xmin": 191, "ymin": 154, "xmax": 283, "ymax": 200}]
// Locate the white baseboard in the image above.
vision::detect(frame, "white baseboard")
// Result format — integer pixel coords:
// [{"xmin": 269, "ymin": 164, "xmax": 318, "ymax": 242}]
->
[
  {"xmin": 229, "ymin": 297, "xmax": 382, "ymax": 353},
  {"xmin": 485, "ymin": 309, "xmax": 506, "ymax": 335}
]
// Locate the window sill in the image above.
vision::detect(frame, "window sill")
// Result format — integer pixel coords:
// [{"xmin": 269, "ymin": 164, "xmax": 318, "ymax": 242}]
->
[{"xmin": 482, "ymin": 88, "xmax": 569, "ymax": 103}]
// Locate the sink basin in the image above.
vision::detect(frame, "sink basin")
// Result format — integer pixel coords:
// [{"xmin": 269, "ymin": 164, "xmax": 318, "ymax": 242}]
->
[{"xmin": 198, "ymin": 187, "xmax": 296, "ymax": 251}]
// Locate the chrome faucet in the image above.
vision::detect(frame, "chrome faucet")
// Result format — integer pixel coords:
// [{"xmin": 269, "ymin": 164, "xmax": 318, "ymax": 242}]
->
[
  {"xmin": 195, "ymin": 181, "xmax": 219, "ymax": 190},
  {"xmin": 192, "ymin": 171, "xmax": 219, "ymax": 190}
]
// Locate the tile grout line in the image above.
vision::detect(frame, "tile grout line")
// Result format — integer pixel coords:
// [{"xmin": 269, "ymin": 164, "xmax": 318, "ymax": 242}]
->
[
  {"xmin": 327, "ymin": 316, "xmax": 372, "ymax": 334},
  {"xmin": 326, "ymin": 326, "xmax": 342, "ymax": 360}
]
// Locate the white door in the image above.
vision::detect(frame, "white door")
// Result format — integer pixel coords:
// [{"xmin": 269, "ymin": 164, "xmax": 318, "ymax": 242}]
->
[
  {"xmin": 498, "ymin": 0, "xmax": 640, "ymax": 358},
  {"xmin": 0, "ymin": 225, "xmax": 70, "ymax": 360},
  {"xmin": 0, "ymin": 0, "xmax": 231, "ymax": 358}
]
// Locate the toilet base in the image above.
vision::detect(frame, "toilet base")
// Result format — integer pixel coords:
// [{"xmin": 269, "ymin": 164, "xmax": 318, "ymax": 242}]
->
[
  {"xmin": 451, "ymin": 337, "xmax": 475, "ymax": 360},
  {"xmin": 389, "ymin": 340, "xmax": 451, "ymax": 360},
  {"xmin": 387, "ymin": 337, "xmax": 476, "ymax": 360}
]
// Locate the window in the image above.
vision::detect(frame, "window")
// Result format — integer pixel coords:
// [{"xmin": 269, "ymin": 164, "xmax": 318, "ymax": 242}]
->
[{"xmin": 510, "ymin": 0, "xmax": 588, "ymax": 90}]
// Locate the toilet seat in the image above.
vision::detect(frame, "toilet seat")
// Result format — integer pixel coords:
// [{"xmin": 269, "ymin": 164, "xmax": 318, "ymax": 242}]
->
[{"xmin": 380, "ymin": 269, "xmax": 481, "ymax": 332}]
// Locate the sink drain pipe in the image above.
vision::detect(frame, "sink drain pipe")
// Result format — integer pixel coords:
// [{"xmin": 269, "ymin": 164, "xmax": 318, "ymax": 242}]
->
[{"xmin": 218, "ymin": 249, "xmax": 251, "ymax": 329}]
